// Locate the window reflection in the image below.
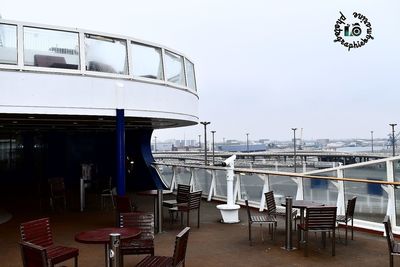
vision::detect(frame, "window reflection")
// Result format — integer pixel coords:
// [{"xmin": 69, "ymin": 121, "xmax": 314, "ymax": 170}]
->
[
  {"xmin": 131, "ymin": 42, "xmax": 163, "ymax": 80},
  {"xmin": 185, "ymin": 59, "xmax": 196, "ymax": 91},
  {"xmin": 165, "ymin": 50, "xmax": 186, "ymax": 86},
  {"xmin": 24, "ymin": 27, "xmax": 79, "ymax": 69},
  {"xmin": 85, "ymin": 34, "xmax": 128, "ymax": 75},
  {"xmin": 0, "ymin": 24, "xmax": 17, "ymax": 65}
]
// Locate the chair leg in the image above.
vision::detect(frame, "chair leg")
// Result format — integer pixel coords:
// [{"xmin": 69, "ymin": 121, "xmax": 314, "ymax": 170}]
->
[
  {"xmin": 322, "ymin": 232, "xmax": 326, "ymax": 248},
  {"xmin": 297, "ymin": 227, "xmax": 301, "ymax": 248},
  {"xmin": 304, "ymin": 231, "xmax": 308, "ymax": 257},
  {"xmin": 345, "ymin": 221, "xmax": 348, "ymax": 245},
  {"xmin": 249, "ymin": 222, "xmax": 252, "ymax": 246},
  {"xmin": 332, "ymin": 229, "xmax": 335, "ymax": 256},
  {"xmin": 390, "ymin": 254, "xmax": 393, "ymax": 267},
  {"xmin": 197, "ymin": 208, "xmax": 200, "ymax": 228},
  {"xmin": 75, "ymin": 256, "xmax": 78, "ymax": 267},
  {"xmin": 187, "ymin": 211, "xmax": 190, "ymax": 227},
  {"xmin": 351, "ymin": 218, "xmax": 354, "ymax": 240}
]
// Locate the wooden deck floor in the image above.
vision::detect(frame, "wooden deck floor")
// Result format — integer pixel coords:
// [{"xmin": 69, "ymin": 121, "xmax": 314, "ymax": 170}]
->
[{"xmin": 0, "ymin": 193, "xmax": 391, "ymax": 267}]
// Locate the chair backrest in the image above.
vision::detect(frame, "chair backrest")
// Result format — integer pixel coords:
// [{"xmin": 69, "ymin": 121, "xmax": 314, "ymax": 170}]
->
[
  {"xmin": 188, "ymin": 191, "xmax": 202, "ymax": 210},
  {"xmin": 20, "ymin": 218, "xmax": 54, "ymax": 247},
  {"xmin": 176, "ymin": 184, "xmax": 191, "ymax": 204},
  {"xmin": 48, "ymin": 177, "xmax": 65, "ymax": 198},
  {"xmin": 346, "ymin": 197, "xmax": 357, "ymax": 218},
  {"xmin": 120, "ymin": 212, "xmax": 154, "ymax": 241},
  {"xmin": 115, "ymin": 196, "xmax": 133, "ymax": 213},
  {"xmin": 172, "ymin": 227, "xmax": 191, "ymax": 267},
  {"xmin": 245, "ymin": 199, "xmax": 252, "ymax": 221},
  {"xmin": 383, "ymin": 216, "xmax": 395, "ymax": 253},
  {"xmin": 305, "ymin": 206, "xmax": 337, "ymax": 230},
  {"xmin": 19, "ymin": 241, "xmax": 49, "ymax": 267},
  {"xmin": 265, "ymin": 191, "xmax": 277, "ymax": 215}
]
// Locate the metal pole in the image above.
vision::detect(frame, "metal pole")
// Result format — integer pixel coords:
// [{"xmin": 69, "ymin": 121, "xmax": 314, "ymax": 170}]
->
[
  {"xmin": 200, "ymin": 122, "xmax": 210, "ymax": 165},
  {"xmin": 157, "ymin": 189, "xmax": 163, "ymax": 233},
  {"xmin": 246, "ymin": 133, "xmax": 249, "ymax": 152},
  {"xmin": 116, "ymin": 109, "xmax": 126, "ymax": 196},
  {"xmin": 371, "ymin": 131, "xmax": 374, "ymax": 153},
  {"xmin": 390, "ymin": 124, "xmax": 397, "ymax": 157},
  {"xmin": 282, "ymin": 196, "xmax": 295, "ymax": 251},
  {"xmin": 80, "ymin": 178, "xmax": 85, "ymax": 212},
  {"xmin": 292, "ymin": 128, "xmax": 297, "ymax": 173},
  {"xmin": 211, "ymin": 131, "xmax": 216, "ymax": 165},
  {"xmin": 109, "ymin": 233, "xmax": 121, "ymax": 267}
]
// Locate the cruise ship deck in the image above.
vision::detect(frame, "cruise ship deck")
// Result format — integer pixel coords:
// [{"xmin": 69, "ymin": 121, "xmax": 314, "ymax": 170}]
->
[{"xmin": 0, "ymin": 192, "xmax": 390, "ymax": 267}]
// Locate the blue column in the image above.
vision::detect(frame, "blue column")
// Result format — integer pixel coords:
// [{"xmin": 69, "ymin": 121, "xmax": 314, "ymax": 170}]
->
[{"xmin": 116, "ymin": 109, "xmax": 126, "ymax": 196}]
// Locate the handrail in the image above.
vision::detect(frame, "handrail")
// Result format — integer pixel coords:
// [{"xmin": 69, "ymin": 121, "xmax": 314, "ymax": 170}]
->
[{"xmin": 153, "ymin": 161, "xmax": 400, "ymax": 186}]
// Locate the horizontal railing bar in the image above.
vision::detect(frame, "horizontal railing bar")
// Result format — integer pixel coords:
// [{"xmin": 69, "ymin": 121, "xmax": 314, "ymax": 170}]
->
[{"xmin": 153, "ymin": 162, "xmax": 400, "ymax": 186}]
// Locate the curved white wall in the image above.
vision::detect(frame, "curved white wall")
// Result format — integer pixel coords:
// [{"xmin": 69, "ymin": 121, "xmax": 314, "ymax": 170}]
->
[{"xmin": 0, "ymin": 70, "xmax": 199, "ymax": 126}]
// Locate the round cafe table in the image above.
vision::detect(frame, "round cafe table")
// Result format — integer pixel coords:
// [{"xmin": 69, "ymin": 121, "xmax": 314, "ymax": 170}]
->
[{"xmin": 75, "ymin": 227, "xmax": 141, "ymax": 267}]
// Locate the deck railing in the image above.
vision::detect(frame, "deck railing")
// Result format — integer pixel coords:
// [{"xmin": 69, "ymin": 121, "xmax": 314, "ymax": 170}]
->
[{"xmin": 153, "ymin": 155, "xmax": 400, "ymax": 234}]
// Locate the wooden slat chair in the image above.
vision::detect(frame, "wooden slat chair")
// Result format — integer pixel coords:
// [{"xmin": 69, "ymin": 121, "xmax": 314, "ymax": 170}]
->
[
  {"xmin": 164, "ymin": 184, "xmax": 190, "ymax": 222},
  {"xmin": 245, "ymin": 199, "xmax": 277, "ymax": 246},
  {"xmin": 169, "ymin": 191, "xmax": 202, "ymax": 228},
  {"xmin": 336, "ymin": 196, "xmax": 357, "ymax": 245},
  {"xmin": 297, "ymin": 206, "xmax": 337, "ymax": 257},
  {"xmin": 136, "ymin": 227, "xmax": 190, "ymax": 267},
  {"xmin": 119, "ymin": 212, "xmax": 155, "ymax": 265},
  {"xmin": 383, "ymin": 216, "xmax": 400, "ymax": 267},
  {"xmin": 20, "ymin": 241, "xmax": 49, "ymax": 267},
  {"xmin": 48, "ymin": 177, "xmax": 67, "ymax": 211},
  {"xmin": 100, "ymin": 176, "xmax": 115, "ymax": 210},
  {"xmin": 163, "ymin": 184, "xmax": 191, "ymax": 208},
  {"xmin": 20, "ymin": 218, "xmax": 79, "ymax": 267},
  {"xmin": 265, "ymin": 191, "xmax": 297, "ymax": 228}
]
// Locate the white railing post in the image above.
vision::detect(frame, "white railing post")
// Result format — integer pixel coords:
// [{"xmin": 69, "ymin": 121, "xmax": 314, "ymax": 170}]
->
[
  {"xmin": 385, "ymin": 160, "xmax": 396, "ymax": 226},
  {"xmin": 233, "ymin": 173, "xmax": 241, "ymax": 203},
  {"xmin": 170, "ymin": 166, "xmax": 177, "ymax": 191},
  {"xmin": 292, "ymin": 176, "xmax": 304, "ymax": 200},
  {"xmin": 189, "ymin": 168, "xmax": 196, "ymax": 191},
  {"xmin": 334, "ymin": 168, "xmax": 346, "ymax": 216},
  {"xmin": 259, "ymin": 175, "xmax": 270, "ymax": 211},
  {"xmin": 208, "ymin": 170, "xmax": 216, "ymax": 201}
]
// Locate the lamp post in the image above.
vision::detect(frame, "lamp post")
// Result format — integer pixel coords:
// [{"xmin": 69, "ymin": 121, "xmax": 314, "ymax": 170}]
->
[
  {"xmin": 246, "ymin": 133, "xmax": 249, "ymax": 152},
  {"xmin": 390, "ymin": 124, "xmax": 397, "ymax": 157},
  {"xmin": 200, "ymin": 122, "xmax": 210, "ymax": 165},
  {"xmin": 154, "ymin": 136, "xmax": 157, "ymax": 152},
  {"xmin": 211, "ymin": 131, "xmax": 216, "ymax": 165},
  {"xmin": 370, "ymin": 131, "xmax": 374, "ymax": 153},
  {"xmin": 292, "ymin": 128, "xmax": 297, "ymax": 173}
]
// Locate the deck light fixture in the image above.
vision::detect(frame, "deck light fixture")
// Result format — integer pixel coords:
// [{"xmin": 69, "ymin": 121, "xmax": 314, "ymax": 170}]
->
[
  {"xmin": 292, "ymin": 128, "xmax": 297, "ymax": 173},
  {"xmin": 390, "ymin": 124, "xmax": 397, "ymax": 157},
  {"xmin": 211, "ymin": 131, "xmax": 216, "ymax": 165},
  {"xmin": 200, "ymin": 121, "xmax": 210, "ymax": 165}
]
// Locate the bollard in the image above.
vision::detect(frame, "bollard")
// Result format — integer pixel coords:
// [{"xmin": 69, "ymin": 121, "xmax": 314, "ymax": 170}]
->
[
  {"xmin": 282, "ymin": 196, "xmax": 296, "ymax": 251},
  {"xmin": 109, "ymin": 233, "xmax": 121, "ymax": 267}
]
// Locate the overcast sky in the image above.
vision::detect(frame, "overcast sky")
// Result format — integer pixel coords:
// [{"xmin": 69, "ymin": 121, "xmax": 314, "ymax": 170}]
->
[{"xmin": 2, "ymin": 0, "xmax": 400, "ymax": 142}]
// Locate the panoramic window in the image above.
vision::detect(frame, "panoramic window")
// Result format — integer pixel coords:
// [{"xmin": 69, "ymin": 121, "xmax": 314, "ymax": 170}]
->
[
  {"xmin": 23, "ymin": 27, "xmax": 79, "ymax": 69},
  {"xmin": 85, "ymin": 34, "xmax": 128, "ymax": 75},
  {"xmin": 131, "ymin": 42, "xmax": 163, "ymax": 80},
  {"xmin": 165, "ymin": 50, "xmax": 186, "ymax": 86},
  {"xmin": 185, "ymin": 58, "xmax": 196, "ymax": 91},
  {"xmin": 0, "ymin": 24, "xmax": 17, "ymax": 65}
]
